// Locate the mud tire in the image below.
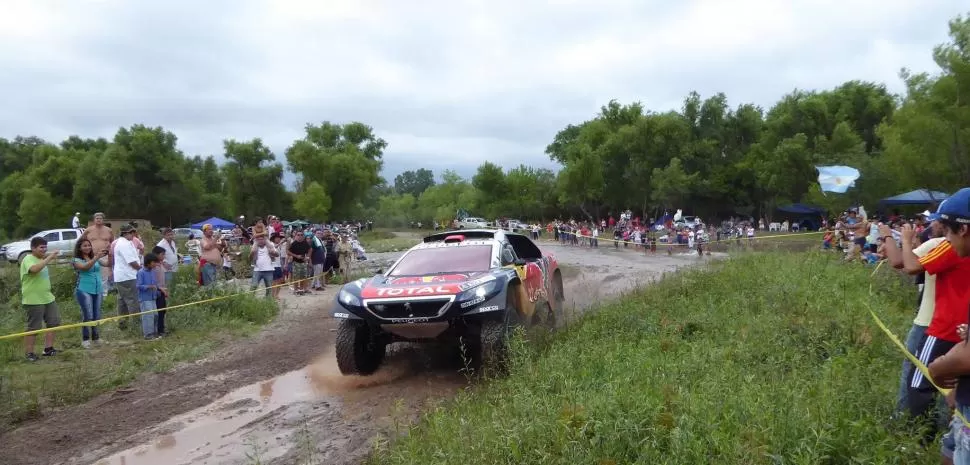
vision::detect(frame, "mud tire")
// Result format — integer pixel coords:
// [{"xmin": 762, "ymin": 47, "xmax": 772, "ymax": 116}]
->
[
  {"xmin": 335, "ymin": 319, "xmax": 385, "ymax": 375},
  {"xmin": 478, "ymin": 291, "xmax": 519, "ymax": 374}
]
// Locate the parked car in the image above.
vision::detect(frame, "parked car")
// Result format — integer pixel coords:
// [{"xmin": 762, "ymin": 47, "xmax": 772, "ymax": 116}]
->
[
  {"xmin": 457, "ymin": 217, "xmax": 490, "ymax": 229},
  {"xmin": 172, "ymin": 228, "xmax": 205, "ymax": 239},
  {"xmin": 1, "ymin": 228, "xmax": 81, "ymax": 263}
]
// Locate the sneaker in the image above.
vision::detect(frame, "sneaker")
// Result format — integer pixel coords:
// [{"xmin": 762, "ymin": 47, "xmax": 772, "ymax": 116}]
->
[
  {"xmin": 144, "ymin": 334, "xmax": 159, "ymax": 341},
  {"xmin": 25, "ymin": 352, "xmax": 38, "ymax": 362},
  {"xmin": 93, "ymin": 338, "xmax": 106, "ymax": 345},
  {"xmin": 42, "ymin": 347, "xmax": 57, "ymax": 357},
  {"xmin": 81, "ymin": 340, "xmax": 92, "ymax": 349}
]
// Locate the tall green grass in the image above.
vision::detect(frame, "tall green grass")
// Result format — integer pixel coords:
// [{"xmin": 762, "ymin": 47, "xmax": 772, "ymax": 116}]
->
[
  {"xmin": 372, "ymin": 251, "xmax": 931, "ymax": 464},
  {"xmin": 0, "ymin": 265, "xmax": 278, "ymax": 431}
]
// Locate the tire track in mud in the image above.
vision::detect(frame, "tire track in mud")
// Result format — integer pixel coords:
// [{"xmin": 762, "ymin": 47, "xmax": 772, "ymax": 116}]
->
[{"xmin": 0, "ymin": 240, "xmax": 716, "ymax": 465}]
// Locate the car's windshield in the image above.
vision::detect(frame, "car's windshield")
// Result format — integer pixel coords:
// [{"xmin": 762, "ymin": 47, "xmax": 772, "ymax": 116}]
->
[{"xmin": 389, "ymin": 245, "xmax": 492, "ymax": 276}]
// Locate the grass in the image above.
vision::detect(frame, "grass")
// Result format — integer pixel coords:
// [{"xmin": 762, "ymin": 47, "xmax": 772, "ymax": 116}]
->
[
  {"xmin": 370, "ymin": 251, "xmax": 932, "ymax": 464},
  {"xmin": 0, "ymin": 265, "xmax": 278, "ymax": 432}
]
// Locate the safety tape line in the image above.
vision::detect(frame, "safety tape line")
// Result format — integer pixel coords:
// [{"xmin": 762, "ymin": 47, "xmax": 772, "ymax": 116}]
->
[
  {"xmin": 0, "ymin": 276, "xmax": 321, "ymax": 341},
  {"xmin": 866, "ymin": 259, "xmax": 970, "ymax": 427}
]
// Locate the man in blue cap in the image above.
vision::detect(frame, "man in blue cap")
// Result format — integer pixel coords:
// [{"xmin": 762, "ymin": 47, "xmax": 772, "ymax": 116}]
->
[{"xmin": 924, "ymin": 187, "xmax": 970, "ymax": 464}]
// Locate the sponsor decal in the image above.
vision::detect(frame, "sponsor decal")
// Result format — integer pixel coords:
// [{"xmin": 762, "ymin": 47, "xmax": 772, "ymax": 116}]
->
[
  {"xmin": 477, "ymin": 305, "xmax": 500, "ymax": 313},
  {"xmin": 388, "ymin": 317, "xmax": 432, "ymax": 323},
  {"xmin": 333, "ymin": 312, "xmax": 350, "ymax": 319},
  {"xmin": 361, "ymin": 284, "xmax": 459, "ymax": 299},
  {"xmin": 460, "ymin": 296, "xmax": 486, "ymax": 308}
]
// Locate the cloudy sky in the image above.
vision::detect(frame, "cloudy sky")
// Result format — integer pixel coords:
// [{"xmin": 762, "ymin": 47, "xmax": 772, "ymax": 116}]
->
[{"xmin": 0, "ymin": 0, "xmax": 963, "ymax": 187}]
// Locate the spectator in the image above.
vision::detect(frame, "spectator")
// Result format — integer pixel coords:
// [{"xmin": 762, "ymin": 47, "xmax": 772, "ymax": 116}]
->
[
  {"xmin": 199, "ymin": 224, "xmax": 223, "ymax": 286},
  {"xmin": 270, "ymin": 233, "xmax": 285, "ymax": 300},
  {"xmin": 136, "ymin": 253, "xmax": 162, "ymax": 340},
  {"xmin": 310, "ymin": 229, "xmax": 327, "ymax": 291},
  {"xmin": 337, "ymin": 234, "xmax": 354, "ymax": 284},
  {"xmin": 113, "ymin": 224, "xmax": 142, "ymax": 330},
  {"xmin": 288, "ymin": 230, "xmax": 311, "ymax": 295},
  {"xmin": 130, "ymin": 224, "xmax": 145, "ymax": 256},
  {"xmin": 21, "ymin": 237, "xmax": 61, "ymax": 362},
  {"xmin": 185, "ymin": 233, "xmax": 201, "ymax": 257},
  {"xmin": 890, "ymin": 219, "xmax": 970, "ymax": 443},
  {"xmin": 250, "ymin": 233, "xmax": 278, "ymax": 297},
  {"xmin": 925, "ymin": 187, "xmax": 970, "ymax": 464},
  {"xmin": 156, "ymin": 228, "xmax": 179, "ymax": 291},
  {"xmin": 73, "ymin": 239, "xmax": 108, "ymax": 348},
  {"xmin": 72, "ymin": 212, "xmax": 81, "ymax": 230},
  {"xmin": 79, "ymin": 212, "xmax": 115, "ymax": 296},
  {"xmin": 151, "ymin": 246, "xmax": 170, "ymax": 336}
]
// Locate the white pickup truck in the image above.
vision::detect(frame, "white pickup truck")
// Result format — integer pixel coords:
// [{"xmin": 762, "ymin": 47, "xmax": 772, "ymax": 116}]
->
[{"xmin": 1, "ymin": 228, "xmax": 81, "ymax": 263}]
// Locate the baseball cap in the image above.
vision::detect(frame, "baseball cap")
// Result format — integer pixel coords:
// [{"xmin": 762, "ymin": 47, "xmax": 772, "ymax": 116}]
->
[
  {"xmin": 120, "ymin": 224, "xmax": 135, "ymax": 233},
  {"xmin": 939, "ymin": 188, "xmax": 970, "ymax": 224},
  {"xmin": 921, "ymin": 209, "xmax": 941, "ymax": 222}
]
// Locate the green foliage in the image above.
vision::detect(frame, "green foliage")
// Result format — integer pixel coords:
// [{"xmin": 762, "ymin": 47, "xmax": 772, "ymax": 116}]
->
[
  {"xmin": 294, "ymin": 181, "xmax": 332, "ymax": 222},
  {"xmin": 372, "ymin": 252, "xmax": 929, "ymax": 464}
]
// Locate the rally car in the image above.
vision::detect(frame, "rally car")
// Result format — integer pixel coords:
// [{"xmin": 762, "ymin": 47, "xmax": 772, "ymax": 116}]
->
[{"xmin": 330, "ymin": 229, "xmax": 565, "ymax": 375}]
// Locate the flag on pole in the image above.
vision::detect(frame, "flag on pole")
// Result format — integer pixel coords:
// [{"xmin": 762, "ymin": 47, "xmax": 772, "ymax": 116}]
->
[{"xmin": 816, "ymin": 165, "xmax": 860, "ymax": 194}]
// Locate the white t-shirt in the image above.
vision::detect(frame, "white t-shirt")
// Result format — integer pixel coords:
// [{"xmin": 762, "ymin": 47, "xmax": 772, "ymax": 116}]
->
[
  {"xmin": 913, "ymin": 237, "xmax": 945, "ymax": 327},
  {"xmin": 157, "ymin": 239, "xmax": 179, "ymax": 271},
  {"xmin": 253, "ymin": 243, "xmax": 277, "ymax": 272},
  {"xmin": 72, "ymin": 215, "xmax": 80, "ymax": 228},
  {"xmin": 113, "ymin": 237, "xmax": 140, "ymax": 282}
]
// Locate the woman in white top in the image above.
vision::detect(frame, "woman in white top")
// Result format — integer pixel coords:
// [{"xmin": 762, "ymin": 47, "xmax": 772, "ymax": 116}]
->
[{"xmin": 156, "ymin": 228, "xmax": 180, "ymax": 290}]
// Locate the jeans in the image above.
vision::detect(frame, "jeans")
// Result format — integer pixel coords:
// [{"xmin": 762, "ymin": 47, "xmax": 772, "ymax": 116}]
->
[
  {"xmin": 896, "ymin": 324, "xmax": 928, "ymax": 415},
  {"xmin": 201, "ymin": 263, "xmax": 218, "ymax": 286},
  {"xmin": 115, "ymin": 279, "xmax": 138, "ymax": 330},
  {"xmin": 942, "ymin": 406, "xmax": 970, "ymax": 463},
  {"xmin": 312, "ymin": 263, "xmax": 325, "ymax": 288},
  {"xmin": 75, "ymin": 290, "xmax": 102, "ymax": 341},
  {"xmin": 154, "ymin": 292, "xmax": 167, "ymax": 334},
  {"xmin": 139, "ymin": 300, "xmax": 158, "ymax": 337},
  {"xmin": 252, "ymin": 270, "xmax": 274, "ymax": 296}
]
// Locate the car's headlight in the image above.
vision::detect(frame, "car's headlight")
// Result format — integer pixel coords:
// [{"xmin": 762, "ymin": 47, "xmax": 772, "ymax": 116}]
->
[
  {"xmin": 457, "ymin": 280, "xmax": 500, "ymax": 308},
  {"xmin": 338, "ymin": 289, "xmax": 362, "ymax": 307}
]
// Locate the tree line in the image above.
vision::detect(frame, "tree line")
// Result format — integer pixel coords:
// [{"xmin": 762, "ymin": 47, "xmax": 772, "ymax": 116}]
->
[{"xmin": 1, "ymin": 13, "xmax": 967, "ymax": 237}]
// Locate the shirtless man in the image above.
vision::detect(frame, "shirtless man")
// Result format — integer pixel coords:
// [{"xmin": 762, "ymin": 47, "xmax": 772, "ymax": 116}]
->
[
  {"xmin": 200, "ymin": 224, "xmax": 224, "ymax": 286},
  {"xmin": 80, "ymin": 212, "xmax": 114, "ymax": 295}
]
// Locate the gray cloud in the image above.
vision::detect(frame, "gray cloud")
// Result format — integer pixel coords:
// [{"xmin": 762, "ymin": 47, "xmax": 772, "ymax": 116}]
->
[{"xmin": 0, "ymin": 0, "xmax": 964, "ymax": 188}]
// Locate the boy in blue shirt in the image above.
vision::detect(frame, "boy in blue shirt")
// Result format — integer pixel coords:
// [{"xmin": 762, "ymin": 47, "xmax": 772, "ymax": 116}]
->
[{"xmin": 136, "ymin": 253, "xmax": 161, "ymax": 340}]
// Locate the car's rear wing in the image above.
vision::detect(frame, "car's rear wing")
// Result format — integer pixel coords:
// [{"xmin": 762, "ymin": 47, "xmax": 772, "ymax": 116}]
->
[{"xmin": 423, "ymin": 229, "xmax": 497, "ymax": 243}]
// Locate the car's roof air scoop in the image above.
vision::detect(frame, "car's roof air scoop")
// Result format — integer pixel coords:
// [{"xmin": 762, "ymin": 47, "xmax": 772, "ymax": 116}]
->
[{"xmin": 443, "ymin": 234, "xmax": 465, "ymax": 243}]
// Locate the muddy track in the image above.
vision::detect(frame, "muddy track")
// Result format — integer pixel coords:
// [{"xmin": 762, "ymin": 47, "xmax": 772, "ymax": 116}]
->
[{"xmin": 0, "ymin": 240, "xmax": 713, "ymax": 465}]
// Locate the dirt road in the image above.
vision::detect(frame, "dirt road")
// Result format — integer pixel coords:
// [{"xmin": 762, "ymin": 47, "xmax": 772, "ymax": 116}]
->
[{"xmin": 0, "ymin": 238, "xmax": 715, "ymax": 465}]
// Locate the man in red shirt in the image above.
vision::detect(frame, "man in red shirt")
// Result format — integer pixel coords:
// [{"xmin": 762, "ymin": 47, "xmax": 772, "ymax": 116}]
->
[{"xmin": 903, "ymin": 222, "xmax": 970, "ymax": 434}]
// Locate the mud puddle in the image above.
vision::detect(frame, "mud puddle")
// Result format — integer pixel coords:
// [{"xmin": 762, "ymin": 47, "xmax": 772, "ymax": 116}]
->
[{"xmin": 87, "ymin": 346, "xmax": 465, "ymax": 465}]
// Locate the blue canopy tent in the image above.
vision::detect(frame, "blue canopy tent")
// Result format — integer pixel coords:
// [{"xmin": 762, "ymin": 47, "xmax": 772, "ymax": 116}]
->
[
  {"xmin": 879, "ymin": 189, "xmax": 949, "ymax": 206},
  {"xmin": 776, "ymin": 204, "xmax": 826, "ymax": 231},
  {"xmin": 191, "ymin": 216, "xmax": 235, "ymax": 230}
]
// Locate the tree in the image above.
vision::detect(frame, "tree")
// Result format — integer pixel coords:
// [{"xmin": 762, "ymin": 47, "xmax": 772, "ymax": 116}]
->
[
  {"xmin": 651, "ymin": 158, "xmax": 697, "ymax": 210},
  {"xmin": 294, "ymin": 181, "xmax": 332, "ymax": 222},
  {"xmin": 394, "ymin": 168, "xmax": 435, "ymax": 197},
  {"xmin": 18, "ymin": 185, "xmax": 56, "ymax": 235},
  {"xmin": 223, "ymin": 138, "xmax": 289, "ymax": 220},
  {"xmin": 285, "ymin": 122, "xmax": 387, "ymax": 219}
]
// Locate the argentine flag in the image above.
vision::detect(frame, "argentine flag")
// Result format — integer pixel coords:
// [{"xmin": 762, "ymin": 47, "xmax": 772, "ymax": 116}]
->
[{"xmin": 816, "ymin": 165, "xmax": 860, "ymax": 194}]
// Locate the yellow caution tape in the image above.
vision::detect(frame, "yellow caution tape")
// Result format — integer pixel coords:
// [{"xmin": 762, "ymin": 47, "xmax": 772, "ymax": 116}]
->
[{"xmin": 0, "ymin": 276, "xmax": 318, "ymax": 341}]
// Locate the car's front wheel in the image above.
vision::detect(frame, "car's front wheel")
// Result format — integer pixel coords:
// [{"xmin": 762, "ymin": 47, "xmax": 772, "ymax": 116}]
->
[
  {"xmin": 478, "ymin": 290, "xmax": 520, "ymax": 374},
  {"xmin": 335, "ymin": 320, "xmax": 386, "ymax": 375}
]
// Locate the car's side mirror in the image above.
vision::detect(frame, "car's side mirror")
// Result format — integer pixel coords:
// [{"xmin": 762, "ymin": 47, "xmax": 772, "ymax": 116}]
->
[
  {"xmin": 376, "ymin": 269, "xmax": 384, "ymax": 275},
  {"xmin": 513, "ymin": 258, "xmax": 527, "ymax": 266}
]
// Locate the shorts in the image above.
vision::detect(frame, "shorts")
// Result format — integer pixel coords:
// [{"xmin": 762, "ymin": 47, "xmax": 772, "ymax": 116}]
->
[
  {"xmin": 25, "ymin": 301, "xmax": 61, "ymax": 331},
  {"xmin": 273, "ymin": 267, "xmax": 283, "ymax": 281},
  {"xmin": 854, "ymin": 237, "xmax": 866, "ymax": 247},
  {"xmin": 292, "ymin": 262, "xmax": 308, "ymax": 280}
]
